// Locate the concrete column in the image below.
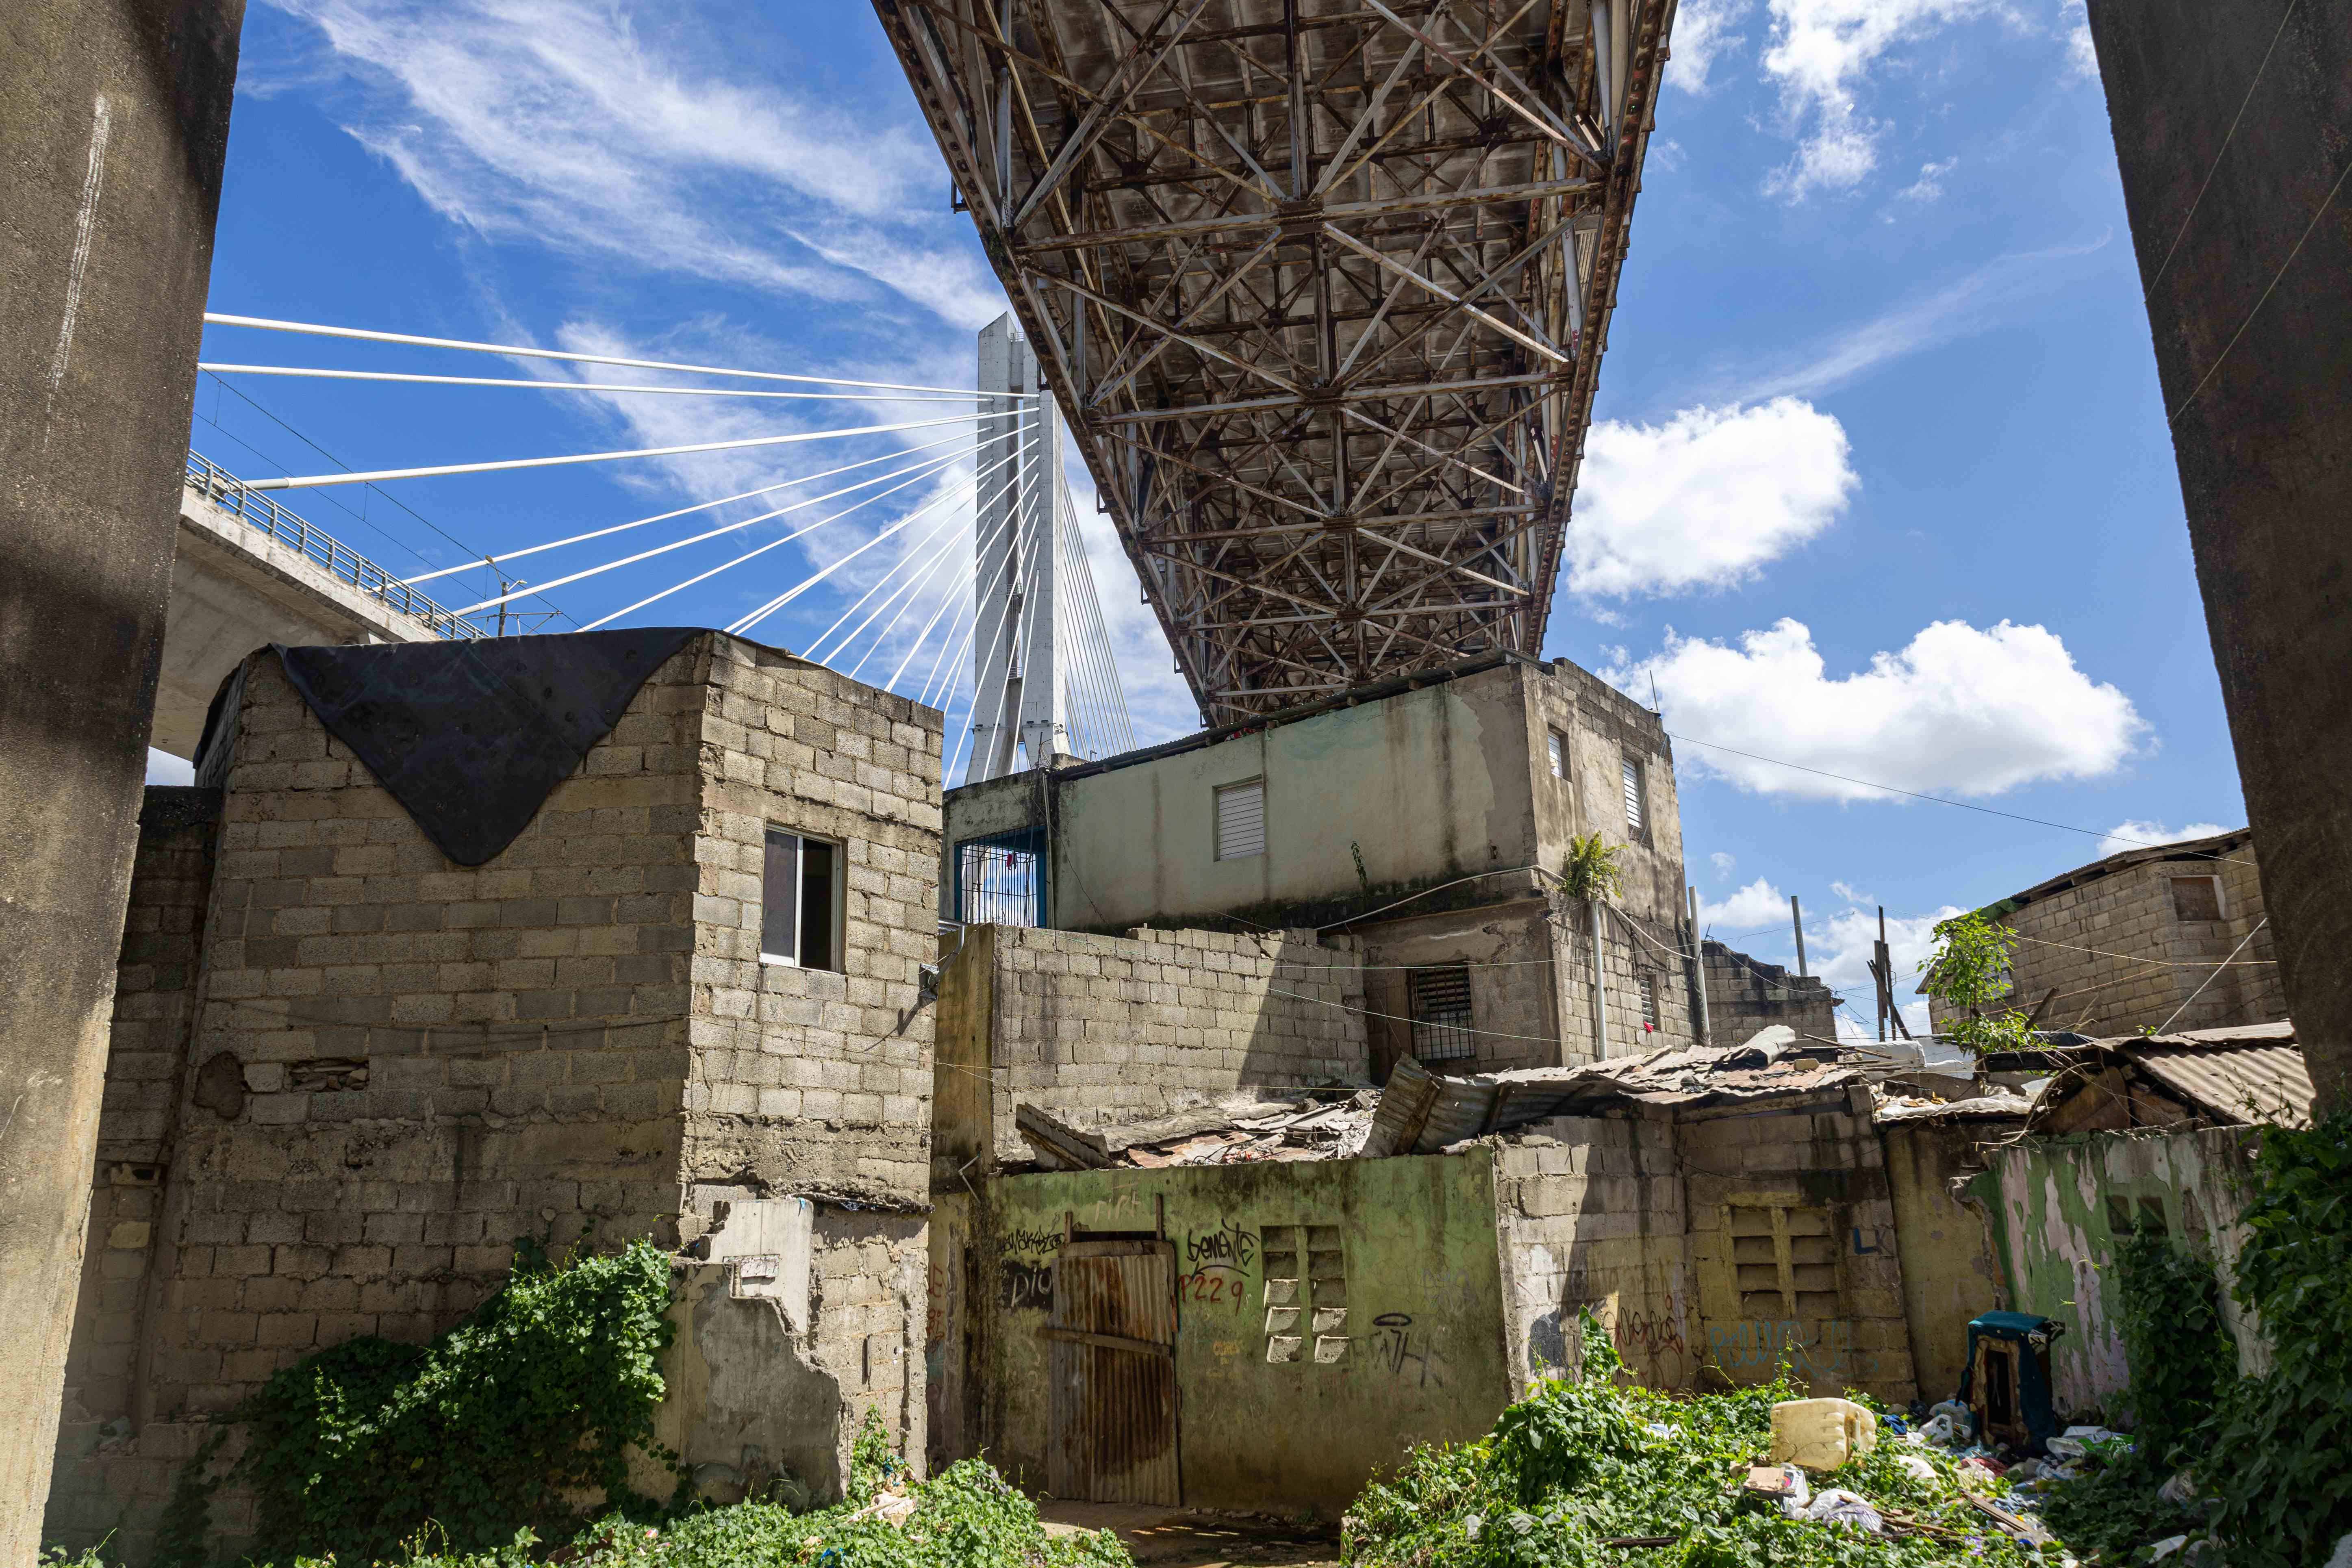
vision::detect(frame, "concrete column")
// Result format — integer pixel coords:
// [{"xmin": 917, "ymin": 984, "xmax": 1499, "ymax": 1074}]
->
[
  {"xmin": 2085, "ymin": 0, "xmax": 2352, "ymax": 1113},
  {"xmin": 963, "ymin": 314, "xmax": 1069, "ymax": 783},
  {"xmin": 0, "ymin": 1, "xmax": 246, "ymax": 1551}
]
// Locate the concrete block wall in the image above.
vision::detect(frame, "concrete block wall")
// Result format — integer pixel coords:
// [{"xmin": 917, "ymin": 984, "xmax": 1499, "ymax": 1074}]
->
[
  {"xmin": 1679, "ymin": 1097, "xmax": 1917, "ymax": 1404},
  {"xmin": 961, "ymin": 924, "xmax": 1368, "ymax": 1161},
  {"xmin": 1702, "ymin": 942, "xmax": 1839, "ymax": 1048},
  {"xmin": 1929, "ymin": 847, "xmax": 2283, "ymax": 1037},
  {"xmin": 679, "ymin": 638, "xmax": 943, "ymax": 1208},
  {"xmin": 44, "ymin": 634, "xmax": 948, "ymax": 1559},
  {"xmin": 1491, "ymin": 1115, "xmax": 1694, "ymax": 1390},
  {"xmin": 42, "ymin": 795, "xmax": 221, "ymax": 1558}
]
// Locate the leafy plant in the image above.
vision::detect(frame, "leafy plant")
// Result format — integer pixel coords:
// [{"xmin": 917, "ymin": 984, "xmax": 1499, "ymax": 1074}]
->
[
  {"xmin": 234, "ymin": 1238, "xmax": 680, "ymax": 1564},
  {"xmin": 154, "ymin": 1428, "xmax": 228, "ymax": 1568},
  {"xmin": 2110, "ymin": 1225, "xmax": 2236, "ymax": 1466},
  {"xmin": 1557, "ymin": 834, "xmax": 1624, "ymax": 905},
  {"xmin": 2199, "ymin": 1114, "xmax": 2352, "ymax": 1565},
  {"xmin": 1917, "ymin": 912, "xmax": 2034, "ymax": 1053}
]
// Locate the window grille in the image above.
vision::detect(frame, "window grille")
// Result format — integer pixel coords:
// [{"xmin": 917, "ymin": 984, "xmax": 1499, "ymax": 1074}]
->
[
  {"xmin": 1546, "ymin": 729, "xmax": 1566, "ymax": 779},
  {"xmin": 1621, "ymin": 755, "xmax": 1646, "ymax": 830},
  {"xmin": 1215, "ymin": 779, "xmax": 1266, "ymax": 860},
  {"xmin": 762, "ymin": 829, "xmax": 840, "ymax": 970},
  {"xmin": 1406, "ymin": 966, "xmax": 1477, "ymax": 1062},
  {"xmin": 1638, "ymin": 970, "xmax": 1660, "ymax": 1032},
  {"xmin": 956, "ymin": 829, "xmax": 1046, "ymax": 927}
]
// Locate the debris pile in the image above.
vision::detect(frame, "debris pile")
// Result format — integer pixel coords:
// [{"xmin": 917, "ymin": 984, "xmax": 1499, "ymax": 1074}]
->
[
  {"xmin": 1340, "ymin": 1317, "xmax": 2076, "ymax": 1566},
  {"xmin": 1014, "ymin": 1090, "xmax": 1376, "ymax": 1169}
]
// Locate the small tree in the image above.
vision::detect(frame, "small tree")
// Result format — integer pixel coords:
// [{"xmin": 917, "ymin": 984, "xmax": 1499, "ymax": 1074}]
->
[{"xmin": 1918, "ymin": 910, "xmax": 2037, "ymax": 1053}]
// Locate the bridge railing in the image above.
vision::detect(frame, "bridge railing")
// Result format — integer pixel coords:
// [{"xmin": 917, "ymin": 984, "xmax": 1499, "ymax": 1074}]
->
[{"xmin": 184, "ymin": 450, "xmax": 490, "ymax": 639}]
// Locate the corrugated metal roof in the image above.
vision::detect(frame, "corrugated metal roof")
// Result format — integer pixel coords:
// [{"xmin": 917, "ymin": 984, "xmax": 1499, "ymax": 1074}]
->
[{"xmin": 2130, "ymin": 1041, "xmax": 2313, "ymax": 1129}]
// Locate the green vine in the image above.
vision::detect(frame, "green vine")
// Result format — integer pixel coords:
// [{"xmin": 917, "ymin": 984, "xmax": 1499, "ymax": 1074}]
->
[
  {"xmin": 2201, "ymin": 1114, "xmax": 2352, "ymax": 1564},
  {"xmin": 233, "ymin": 1237, "xmax": 680, "ymax": 1564},
  {"xmin": 2112, "ymin": 1225, "xmax": 2238, "ymax": 1466},
  {"xmin": 154, "ymin": 1429, "xmax": 230, "ymax": 1568}
]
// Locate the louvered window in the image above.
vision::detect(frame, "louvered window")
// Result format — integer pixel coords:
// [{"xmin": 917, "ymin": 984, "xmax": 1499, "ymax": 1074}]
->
[
  {"xmin": 1546, "ymin": 729, "xmax": 1566, "ymax": 779},
  {"xmin": 1638, "ymin": 970, "xmax": 1660, "ymax": 1032},
  {"xmin": 1621, "ymin": 755, "xmax": 1646, "ymax": 831},
  {"xmin": 1214, "ymin": 779, "xmax": 1265, "ymax": 860},
  {"xmin": 1406, "ymin": 965, "xmax": 1476, "ymax": 1062}
]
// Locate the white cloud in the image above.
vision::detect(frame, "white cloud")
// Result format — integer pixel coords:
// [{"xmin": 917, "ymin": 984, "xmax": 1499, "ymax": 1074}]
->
[
  {"xmin": 1568, "ymin": 399, "xmax": 1857, "ymax": 597},
  {"xmin": 1613, "ymin": 617, "xmax": 2146, "ymax": 799},
  {"xmin": 146, "ymin": 749, "xmax": 195, "ymax": 784},
  {"xmin": 1757, "ymin": 0, "xmax": 2003, "ymax": 200},
  {"xmin": 1710, "ymin": 851, "xmax": 1738, "ymax": 880},
  {"xmin": 1699, "ymin": 876, "xmax": 1792, "ymax": 933},
  {"xmin": 2097, "ymin": 820, "xmax": 2233, "ymax": 859},
  {"xmin": 1666, "ymin": 0, "xmax": 1753, "ymax": 94},
  {"xmin": 1897, "ymin": 156, "xmax": 1958, "ymax": 202},
  {"xmin": 1831, "ymin": 879, "xmax": 1872, "ymax": 904},
  {"xmin": 2060, "ymin": 0, "xmax": 2098, "ymax": 79},
  {"xmin": 265, "ymin": 0, "xmax": 1006, "ymax": 328}
]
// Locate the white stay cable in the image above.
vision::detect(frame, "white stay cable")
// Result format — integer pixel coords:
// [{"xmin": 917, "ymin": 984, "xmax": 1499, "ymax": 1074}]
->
[
  {"xmin": 197, "ymin": 364, "xmax": 983, "ymax": 405},
  {"xmin": 843, "ymin": 515, "xmax": 979, "ymax": 680},
  {"xmin": 972, "ymin": 456, "xmax": 1051, "ymax": 773},
  {"xmin": 806, "ymin": 482, "xmax": 979, "ymax": 665},
  {"xmin": 882, "ymin": 486, "xmax": 1025, "ymax": 691},
  {"xmin": 406, "ymin": 433, "xmax": 976, "ymax": 585},
  {"xmin": 203, "ymin": 313, "xmax": 1038, "ymax": 400},
  {"xmin": 941, "ymin": 466, "xmax": 1038, "ymax": 778},
  {"xmin": 243, "ymin": 413, "xmax": 990, "ymax": 492},
  {"xmin": 452, "ymin": 445, "xmax": 969, "ymax": 617},
  {"xmin": 1056, "ymin": 470, "xmax": 1137, "ymax": 752},
  {"xmin": 728, "ymin": 436, "xmax": 1037, "ymax": 639}
]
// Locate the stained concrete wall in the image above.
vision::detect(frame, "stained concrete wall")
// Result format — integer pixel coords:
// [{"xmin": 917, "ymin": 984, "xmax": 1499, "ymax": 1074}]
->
[
  {"xmin": 2085, "ymin": 0, "xmax": 2352, "ymax": 1113},
  {"xmin": 1882, "ymin": 1121, "xmax": 2009, "ymax": 1404},
  {"xmin": 1, "ymin": 4, "xmax": 246, "ymax": 1549},
  {"xmin": 43, "ymin": 633, "xmax": 943, "ymax": 1558},
  {"xmin": 1680, "ymin": 1092, "xmax": 1918, "ymax": 1404},
  {"xmin": 977, "ymin": 1158, "xmax": 1509, "ymax": 1515},
  {"xmin": 935, "ymin": 923, "xmax": 1369, "ymax": 1164},
  {"xmin": 1491, "ymin": 1115, "xmax": 1694, "ymax": 1389},
  {"xmin": 1985, "ymin": 1126, "xmax": 2268, "ymax": 1416}
]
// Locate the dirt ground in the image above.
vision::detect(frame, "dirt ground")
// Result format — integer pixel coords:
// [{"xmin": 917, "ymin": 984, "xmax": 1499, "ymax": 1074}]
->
[{"xmin": 1038, "ymin": 1501, "xmax": 1344, "ymax": 1568}]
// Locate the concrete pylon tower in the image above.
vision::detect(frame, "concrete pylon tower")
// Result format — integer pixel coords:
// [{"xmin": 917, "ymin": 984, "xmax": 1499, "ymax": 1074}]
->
[{"xmin": 963, "ymin": 314, "xmax": 1072, "ymax": 782}]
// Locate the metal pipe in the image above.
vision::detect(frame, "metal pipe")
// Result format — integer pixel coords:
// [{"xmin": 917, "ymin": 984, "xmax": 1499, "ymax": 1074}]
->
[{"xmin": 1791, "ymin": 895, "xmax": 1808, "ymax": 977}]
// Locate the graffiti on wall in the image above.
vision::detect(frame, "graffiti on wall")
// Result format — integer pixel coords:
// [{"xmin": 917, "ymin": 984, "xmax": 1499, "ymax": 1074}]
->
[
  {"xmin": 999, "ymin": 1258, "xmax": 1053, "ymax": 1313},
  {"xmin": 1707, "ymin": 1318, "xmax": 1879, "ymax": 1384},
  {"xmin": 1002, "ymin": 1225, "xmax": 1064, "ymax": 1256},
  {"xmin": 1368, "ymin": 1312, "xmax": 1453, "ymax": 1389},
  {"xmin": 1185, "ymin": 1219, "xmax": 1259, "ymax": 1274}
]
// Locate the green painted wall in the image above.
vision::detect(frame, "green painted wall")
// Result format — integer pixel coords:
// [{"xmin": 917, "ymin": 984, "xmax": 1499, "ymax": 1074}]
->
[
  {"xmin": 983, "ymin": 1155, "xmax": 1509, "ymax": 1514},
  {"xmin": 1987, "ymin": 1127, "xmax": 2266, "ymax": 1412}
]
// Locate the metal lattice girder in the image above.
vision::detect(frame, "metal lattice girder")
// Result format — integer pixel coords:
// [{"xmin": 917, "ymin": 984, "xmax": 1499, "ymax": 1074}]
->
[{"xmin": 874, "ymin": 0, "xmax": 1672, "ymax": 721}]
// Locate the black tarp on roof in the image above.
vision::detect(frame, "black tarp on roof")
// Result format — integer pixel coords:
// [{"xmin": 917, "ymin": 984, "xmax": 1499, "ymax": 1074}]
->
[{"xmin": 202, "ymin": 629, "xmax": 704, "ymax": 866}]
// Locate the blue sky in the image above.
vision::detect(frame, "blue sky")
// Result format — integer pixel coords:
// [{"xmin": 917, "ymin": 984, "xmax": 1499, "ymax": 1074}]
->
[{"xmin": 157, "ymin": 0, "xmax": 2248, "ymax": 1033}]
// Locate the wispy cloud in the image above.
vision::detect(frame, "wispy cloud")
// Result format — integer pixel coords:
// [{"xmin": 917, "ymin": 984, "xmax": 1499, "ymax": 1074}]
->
[{"xmin": 1721, "ymin": 233, "xmax": 2110, "ymax": 403}]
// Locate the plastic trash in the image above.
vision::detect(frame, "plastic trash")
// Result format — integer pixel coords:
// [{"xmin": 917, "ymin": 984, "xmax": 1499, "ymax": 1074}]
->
[
  {"xmin": 1927, "ymin": 1400, "xmax": 1977, "ymax": 1444},
  {"xmin": 2160, "ymin": 1471, "xmax": 2198, "ymax": 1506},
  {"xmin": 2149, "ymin": 1538, "xmax": 2189, "ymax": 1562},
  {"xmin": 2326, "ymin": 1531, "xmax": 2352, "ymax": 1568},
  {"xmin": 1777, "ymin": 1466, "xmax": 1814, "ymax": 1518},
  {"xmin": 2007, "ymin": 1458, "xmax": 2043, "ymax": 1483},
  {"xmin": 1463, "ymin": 1515, "xmax": 1483, "ymax": 1540},
  {"xmin": 1769, "ymin": 1398, "xmax": 1881, "ymax": 1472},
  {"xmin": 1894, "ymin": 1453, "xmax": 1943, "ymax": 1489},
  {"xmin": 1803, "ymin": 1489, "xmax": 1885, "ymax": 1535},
  {"xmin": 2046, "ymin": 1425, "xmax": 2121, "ymax": 1459}
]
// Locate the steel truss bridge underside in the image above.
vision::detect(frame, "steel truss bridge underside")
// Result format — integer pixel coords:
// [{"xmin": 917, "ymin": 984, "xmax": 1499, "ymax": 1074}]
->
[{"xmin": 875, "ymin": 0, "xmax": 1671, "ymax": 722}]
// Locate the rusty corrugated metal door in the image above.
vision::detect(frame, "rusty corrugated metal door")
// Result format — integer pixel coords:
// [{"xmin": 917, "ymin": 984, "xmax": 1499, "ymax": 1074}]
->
[{"xmin": 1045, "ymin": 1240, "xmax": 1179, "ymax": 1504}]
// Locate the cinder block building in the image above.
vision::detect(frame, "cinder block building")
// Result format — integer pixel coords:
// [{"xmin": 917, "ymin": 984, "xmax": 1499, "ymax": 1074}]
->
[
  {"xmin": 1701, "ymin": 939, "xmax": 1841, "ymax": 1044},
  {"xmin": 43, "ymin": 631, "xmax": 943, "ymax": 1561},
  {"xmin": 1924, "ymin": 828, "xmax": 2282, "ymax": 1038},
  {"xmin": 940, "ymin": 653, "xmax": 1704, "ymax": 1078}
]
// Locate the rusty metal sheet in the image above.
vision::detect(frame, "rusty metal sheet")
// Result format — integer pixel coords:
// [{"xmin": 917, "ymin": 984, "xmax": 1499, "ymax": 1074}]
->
[
  {"xmin": 1047, "ymin": 1242, "xmax": 1179, "ymax": 1505},
  {"xmin": 2132, "ymin": 1042, "xmax": 2313, "ymax": 1128}
]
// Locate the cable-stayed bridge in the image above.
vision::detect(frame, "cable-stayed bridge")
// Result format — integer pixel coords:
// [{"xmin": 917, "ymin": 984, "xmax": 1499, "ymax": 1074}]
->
[{"xmin": 872, "ymin": 0, "xmax": 1672, "ymax": 719}]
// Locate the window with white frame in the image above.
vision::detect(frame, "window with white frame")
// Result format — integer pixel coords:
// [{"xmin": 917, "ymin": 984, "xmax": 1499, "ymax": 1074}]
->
[
  {"xmin": 1214, "ymin": 778, "xmax": 1266, "ymax": 861},
  {"xmin": 1621, "ymin": 754, "xmax": 1646, "ymax": 832},
  {"xmin": 1546, "ymin": 728, "xmax": 1567, "ymax": 780},
  {"xmin": 762, "ymin": 828, "xmax": 842, "ymax": 970}
]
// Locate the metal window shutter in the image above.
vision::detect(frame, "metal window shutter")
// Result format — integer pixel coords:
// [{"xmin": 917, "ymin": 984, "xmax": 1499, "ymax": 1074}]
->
[
  {"xmin": 1216, "ymin": 781, "xmax": 1265, "ymax": 860},
  {"xmin": 1622, "ymin": 757, "xmax": 1644, "ymax": 828}
]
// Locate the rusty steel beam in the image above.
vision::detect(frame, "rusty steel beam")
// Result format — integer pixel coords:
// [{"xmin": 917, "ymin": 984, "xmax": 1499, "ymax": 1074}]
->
[{"xmin": 873, "ymin": 0, "xmax": 1672, "ymax": 720}]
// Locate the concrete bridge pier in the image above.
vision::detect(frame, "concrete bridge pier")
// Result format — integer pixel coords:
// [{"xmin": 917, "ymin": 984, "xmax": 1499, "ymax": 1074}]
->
[{"xmin": 0, "ymin": 2, "xmax": 246, "ymax": 1554}]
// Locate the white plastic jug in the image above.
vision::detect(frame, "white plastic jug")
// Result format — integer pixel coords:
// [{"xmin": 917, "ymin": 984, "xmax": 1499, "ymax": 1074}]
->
[{"xmin": 1768, "ymin": 1398, "xmax": 1880, "ymax": 1472}]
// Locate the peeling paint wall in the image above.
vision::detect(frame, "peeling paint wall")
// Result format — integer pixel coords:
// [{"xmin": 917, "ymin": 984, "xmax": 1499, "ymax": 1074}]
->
[
  {"xmin": 1987, "ymin": 1126, "xmax": 2267, "ymax": 1414},
  {"xmin": 977, "ymin": 1157, "xmax": 1508, "ymax": 1516},
  {"xmin": 1882, "ymin": 1122, "xmax": 2009, "ymax": 1403}
]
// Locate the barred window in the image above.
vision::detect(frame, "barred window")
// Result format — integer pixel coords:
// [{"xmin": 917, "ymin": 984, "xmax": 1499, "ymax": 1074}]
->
[
  {"xmin": 1407, "ymin": 966, "xmax": 1477, "ymax": 1062},
  {"xmin": 955, "ymin": 829, "xmax": 1046, "ymax": 927}
]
